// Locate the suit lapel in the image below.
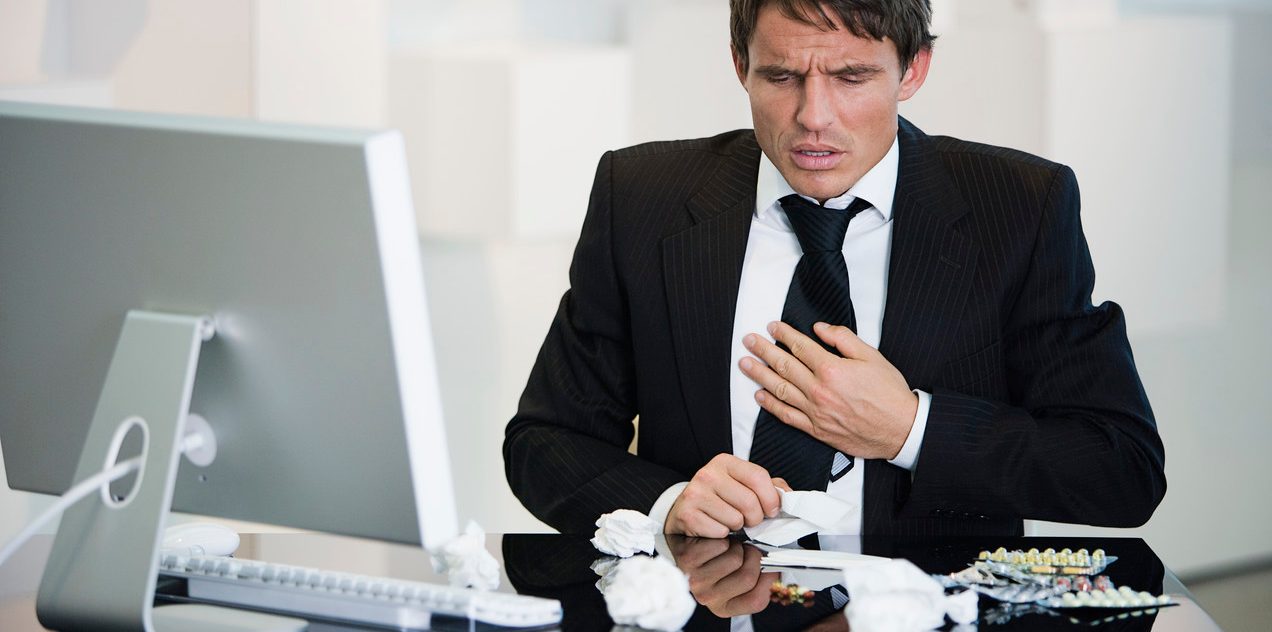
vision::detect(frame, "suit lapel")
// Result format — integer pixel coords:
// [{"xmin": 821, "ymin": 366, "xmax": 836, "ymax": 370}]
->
[
  {"xmin": 865, "ymin": 118, "xmax": 979, "ymax": 533},
  {"xmin": 662, "ymin": 134, "xmax": 760, "ymax": 463}
]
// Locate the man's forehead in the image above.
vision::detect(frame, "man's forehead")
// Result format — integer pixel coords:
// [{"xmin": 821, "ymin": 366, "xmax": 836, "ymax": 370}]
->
[
  {"xmin": 749, "ymin": 6, "xmax": 896, "ymax": 61},
  {"xmin": 749, "ymin": 32, "xmax": 897, "ymax": 72}
]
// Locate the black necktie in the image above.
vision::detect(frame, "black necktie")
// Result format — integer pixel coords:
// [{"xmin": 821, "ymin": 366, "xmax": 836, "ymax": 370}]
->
[{"xmin": 749, "ymin": 194, "xmax": 871, "ymax": 491}]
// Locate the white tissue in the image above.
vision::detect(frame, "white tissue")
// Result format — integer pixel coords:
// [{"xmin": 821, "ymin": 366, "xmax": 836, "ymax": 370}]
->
[
  {"xmin": 944, "ymin": 588, "xmax": 980, "ymax": 624},
  {"xmin": 430, "ymin": 521, "xmax": 500, "ymax": 591},
  {"xmin": 592, "ymin": 509, "xmax": 659, "ymax": 557},
  {"xmin": 840, "ymin": 559, "xmax": 980, "ymax": 631},
  {"xmin": 843, "ymin": 591, "xmax": 947, "ymax": 632},
  {"xmin": 744, "ymin": 489, "xmax": 857, "ymax": 546},
  {"xmin": 601, "ymin": 555, "xmax": 696, "ymax": 631}
]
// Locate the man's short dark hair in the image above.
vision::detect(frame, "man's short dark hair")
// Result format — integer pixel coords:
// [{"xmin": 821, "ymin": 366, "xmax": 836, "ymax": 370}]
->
[{"xmin": 730, "ymin": 0, "xmax": 936, "ymax": 73}]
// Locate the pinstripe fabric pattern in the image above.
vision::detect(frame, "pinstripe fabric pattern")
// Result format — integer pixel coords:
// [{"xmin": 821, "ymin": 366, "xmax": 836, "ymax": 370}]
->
[{"xmin": 505, "ymin": 118, "xmax": 1165, "ymax": 536}]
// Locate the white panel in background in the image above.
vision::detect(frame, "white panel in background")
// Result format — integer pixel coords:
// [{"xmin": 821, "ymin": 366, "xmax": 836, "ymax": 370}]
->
[
  {"xmin": 59, "ymin": 0, "xmax": 147, "ymax": 77},
  {"xmin": 1033, "ymin": 0, "xmax": 1120, "ymax": 30},
  {"xmin": 626, "ymin": 0, "xmax": 752, "ymax": 144},
  {"xmin": 0, "ymin": 80, "xmax": 112, "ymax": 108},
  {"xmin": 1045, "ymin": 15, "xmax": 1231, "ymax": 334},
  {"xmin": 254, "ymin": 0, "xmax": 388, "ymax": 127},
  {"xmin": 522, "ymin": 0, "xmax": 625, "ymax": 43},
  {"xmin": 900, "ymin": 0, "xmax": 1047, "ymax": 156},
  {"xmin": 389, "ymin": 43, "xmax": 630, "ymax": 239},
  {"xmin": 419, "ymin": 237, "xmax": 570, "ymax": 533},
  {"xmin": 0, "ymin": 0, "xmax": 51, "ymax": 83},
  {"xmin": 109, "ymin": 0, "xmax": 254, "ymax": 118},
  {"xmin": 928, "ymin": 0, "xmax": 960, "ymax": 34},
  {"xmin": 388, "ymin": 0, "xmax": 521, "ymax": 49}
]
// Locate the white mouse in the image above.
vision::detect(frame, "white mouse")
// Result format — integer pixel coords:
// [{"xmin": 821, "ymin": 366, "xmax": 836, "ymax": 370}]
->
[{"xmin": 162, "ymin": 522, "xmax": 241, "ymax": 557}]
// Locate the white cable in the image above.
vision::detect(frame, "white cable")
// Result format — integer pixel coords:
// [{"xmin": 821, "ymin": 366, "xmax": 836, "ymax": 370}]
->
[{"xmin": 0, "ymin": 455, "xmax": 142, "ymax": 568}]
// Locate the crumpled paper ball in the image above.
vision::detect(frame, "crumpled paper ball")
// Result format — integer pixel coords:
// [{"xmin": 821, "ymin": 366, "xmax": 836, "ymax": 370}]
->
[
  {"xmin": 843, "ymin": 591, "xmax": 947, "ymax": 632},
  {"xmin": 430, "ymin": 521, "xmax": 500, "ymax": 590},
  {"xmin": 944, "ymin": 587, "xmax": 979, "ymax": 624},
  {"xmin": 592, "ymin": 509, "xmax": 659, "ymax": 557},
  {"xmin": 601, "ymin": 555, "xmax": 696, "ymax": 631},
  {"xmin": 841, "ymin": 559, "xmax": 979, "ymax": 631}
]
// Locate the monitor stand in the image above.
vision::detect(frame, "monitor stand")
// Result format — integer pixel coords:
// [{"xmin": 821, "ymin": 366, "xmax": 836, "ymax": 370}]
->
[{"xmin": 34, "ymin": 310, "xmax": 306, "ymax": 632}]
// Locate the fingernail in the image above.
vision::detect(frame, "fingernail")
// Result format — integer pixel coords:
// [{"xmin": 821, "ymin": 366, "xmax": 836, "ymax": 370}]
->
[
  {"xmin": 739, "ymin": 357, "xmax": 751, "ymax": 370},
  {"xmin": 814, "ymin": 321, "xmax": 827, "ymax": 331},
  {"xmin": 743, "ymin": 334, "xmax": 755, "ymax": 347},
  {"xmin": 755, "ymin": 391, "xmax": 766, "ymax": 403},
  {"xmin": 767, "ymin": 322, "xmax": 777, "ymax": 334}
]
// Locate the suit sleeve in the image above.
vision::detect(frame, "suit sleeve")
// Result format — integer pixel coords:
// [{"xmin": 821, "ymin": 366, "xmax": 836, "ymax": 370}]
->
[
  {"xmin": 503, "ymin": 151, "xmax": 687, "ymax": 534},
  {"xmin": 903, "ymin": 165, "xmax": 1167, "ymax": 528}
]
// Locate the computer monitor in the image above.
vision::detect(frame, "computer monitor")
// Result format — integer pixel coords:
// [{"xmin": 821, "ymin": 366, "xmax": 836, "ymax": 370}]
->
[{"xmin": 0, "ymin": 101, "xmax": 459, "ymax": 627}]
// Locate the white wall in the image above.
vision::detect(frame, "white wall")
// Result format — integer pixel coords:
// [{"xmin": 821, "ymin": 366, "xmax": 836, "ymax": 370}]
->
[{"xmin": 2, "ymin": 0, "xmax": 1269, "ymax": 577}]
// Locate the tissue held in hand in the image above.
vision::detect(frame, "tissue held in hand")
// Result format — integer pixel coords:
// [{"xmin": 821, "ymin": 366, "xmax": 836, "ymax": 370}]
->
[
  {"xmin": 592, "ymin": 509, "xmax": 659, "ymax": 557},
  {"xmin": 602, "ymin": 555, "xmax": 696, "ymax": 631}
]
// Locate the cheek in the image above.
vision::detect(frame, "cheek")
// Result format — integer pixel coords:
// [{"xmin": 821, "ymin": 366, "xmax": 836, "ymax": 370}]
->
[{"xmin": 748, "ymin": 91, "xmax": 795, "ymax": 134}]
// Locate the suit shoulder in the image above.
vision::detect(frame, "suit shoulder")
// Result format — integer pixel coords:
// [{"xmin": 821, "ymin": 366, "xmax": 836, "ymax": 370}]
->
[
  {"xmin": 930, "ymin": 135, "xmax": 1068, "ymax": 182},
  {"xmin": 609, "ymin": 129, "xmax": 755, "ymax": 162},
  {"xmin": 601, "ymin": 130, "xmax": 757, "ymax": 205}
]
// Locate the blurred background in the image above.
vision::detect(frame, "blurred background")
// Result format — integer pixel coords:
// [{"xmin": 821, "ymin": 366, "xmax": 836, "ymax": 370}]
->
[{"xmin": 1, "ymin": 0, "xmax": 1269, "ymax": 627}]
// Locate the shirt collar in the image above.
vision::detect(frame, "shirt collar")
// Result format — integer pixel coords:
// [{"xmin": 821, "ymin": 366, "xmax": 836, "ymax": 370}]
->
[{"xmin": 755, "ymin": 135, "xmax": 899, "ymax": 222}]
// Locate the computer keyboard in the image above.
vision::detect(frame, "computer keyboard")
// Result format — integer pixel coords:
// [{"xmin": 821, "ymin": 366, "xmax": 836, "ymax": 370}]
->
[{"xmin": 158, "ymin": 553, "xmax": 562, "ymax": 629}]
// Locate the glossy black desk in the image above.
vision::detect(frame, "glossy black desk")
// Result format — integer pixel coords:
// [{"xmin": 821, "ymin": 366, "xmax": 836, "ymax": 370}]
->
[{"xmin": 0, "ymin": 533, "xmax": 1220, "ymax": 631}]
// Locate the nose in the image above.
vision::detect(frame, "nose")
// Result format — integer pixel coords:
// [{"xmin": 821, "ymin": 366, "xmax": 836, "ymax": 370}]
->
[{"xmin": 795, "ymin": 77, "xmax": 834, "ymax": 132}]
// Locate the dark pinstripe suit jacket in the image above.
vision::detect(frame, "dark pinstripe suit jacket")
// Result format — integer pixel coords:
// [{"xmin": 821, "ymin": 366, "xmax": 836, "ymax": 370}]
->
[{"xmin": 504, "ymin": 118, "xmax": 1166, "ymax": 536}]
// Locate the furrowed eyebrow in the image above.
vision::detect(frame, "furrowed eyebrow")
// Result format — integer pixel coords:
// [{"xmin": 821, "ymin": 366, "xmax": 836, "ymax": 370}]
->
[
  {"xmin": 830, "ymin": 64, "xmax": 885, "ymax": 78},
  {"xmin": 752, "ymin": 63, "xmax": 885, "ymax": 79},
  {"xmin": 754, "ymin": 65, "xmax": 797, "ymax": 78}
]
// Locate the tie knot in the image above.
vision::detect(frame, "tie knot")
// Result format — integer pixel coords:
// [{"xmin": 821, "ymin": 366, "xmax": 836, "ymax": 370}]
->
[{"xmin": 779, "ymin": 194, "xmax": 871, "ymax": 254}]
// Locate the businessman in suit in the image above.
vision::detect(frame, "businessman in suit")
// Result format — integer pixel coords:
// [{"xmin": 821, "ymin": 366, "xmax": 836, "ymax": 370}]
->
[{"xmin": 504, "ymin": 0, "xmax": 1166, "ymax": 538}]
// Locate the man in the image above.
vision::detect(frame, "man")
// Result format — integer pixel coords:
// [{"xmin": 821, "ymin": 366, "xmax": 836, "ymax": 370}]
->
[{"xmin": 504, "ymin": 0, "xmax": 1166, "ymax": 538}]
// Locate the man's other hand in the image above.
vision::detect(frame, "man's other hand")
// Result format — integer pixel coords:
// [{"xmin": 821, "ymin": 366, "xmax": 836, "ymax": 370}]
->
[
  {"xmin": 739, "ymin": 321, "xmax": 918, "ymax": 460},
  {"xmin": 665, "ymin": 454, "xmax": 789, "ymax": 538}
]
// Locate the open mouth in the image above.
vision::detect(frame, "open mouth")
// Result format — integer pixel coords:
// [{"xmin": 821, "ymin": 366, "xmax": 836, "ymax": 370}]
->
[{"xmin": 790, "ymin": 148, "xmax": 842, "ymax": 170}]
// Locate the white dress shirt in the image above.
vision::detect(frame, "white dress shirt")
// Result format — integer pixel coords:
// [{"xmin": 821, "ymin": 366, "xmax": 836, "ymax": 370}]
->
[{"xmin": 649, "ymin": 136, "xmax": 932, "ymax": 533}]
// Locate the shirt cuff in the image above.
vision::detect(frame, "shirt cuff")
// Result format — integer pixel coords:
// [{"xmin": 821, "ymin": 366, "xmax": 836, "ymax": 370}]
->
[
  {"xmin": 886, "ymin": 389, "xmax": 931, "ymax": 471},
  {"xmin": 648, "ymin": 482, "xmax": 689, "ymax": 532}
]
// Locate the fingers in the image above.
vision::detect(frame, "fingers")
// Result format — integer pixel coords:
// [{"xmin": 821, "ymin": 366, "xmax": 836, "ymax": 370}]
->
[
  {"xmin": 813, "ymin": 321, "xmax": 873, "ymax": 359},
  {"xmin": 755, "ymin": 388, "xmax": 815, "ymax": 437},
  {"xmin": 771, "ymin": 477, "xmax": 792, "ymax": 492},
  {"xmin": 667, "ymin": 455, "xmax": 783, "ymax": 538},
  {"xmin": 768, "ymin": 321, "xmax": 837, "ymax": 371},
  {"xmin": 723, "ymin": 457, "xmax": 783, "ymax": 519},
  {"xmin": 741, "ymin": 335, "xmax": 814, "ymax": 410},
  {"xmin": 742, "ymin": 330, "xmax": 814, "ymax": 394}
]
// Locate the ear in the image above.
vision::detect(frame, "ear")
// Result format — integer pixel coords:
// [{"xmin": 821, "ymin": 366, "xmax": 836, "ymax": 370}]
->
[
  {"xmin": 897, "ymin": 46, "xmax": 932, "ymax": 102},
  {"xmin": 731, "ymin": 45, "xmax": 749, "ymax": 90}
]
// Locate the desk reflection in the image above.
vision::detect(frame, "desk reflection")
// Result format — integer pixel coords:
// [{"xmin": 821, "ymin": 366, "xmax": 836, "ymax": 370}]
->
[{"xmin": 502, "ymin": 534, "xmax": 1167, "ymax": 631}]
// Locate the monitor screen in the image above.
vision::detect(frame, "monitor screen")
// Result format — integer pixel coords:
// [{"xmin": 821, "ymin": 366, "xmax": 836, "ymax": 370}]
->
[{"xmin": 0, "ymin": 101, "xmax": 458, "ymax": 549}]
